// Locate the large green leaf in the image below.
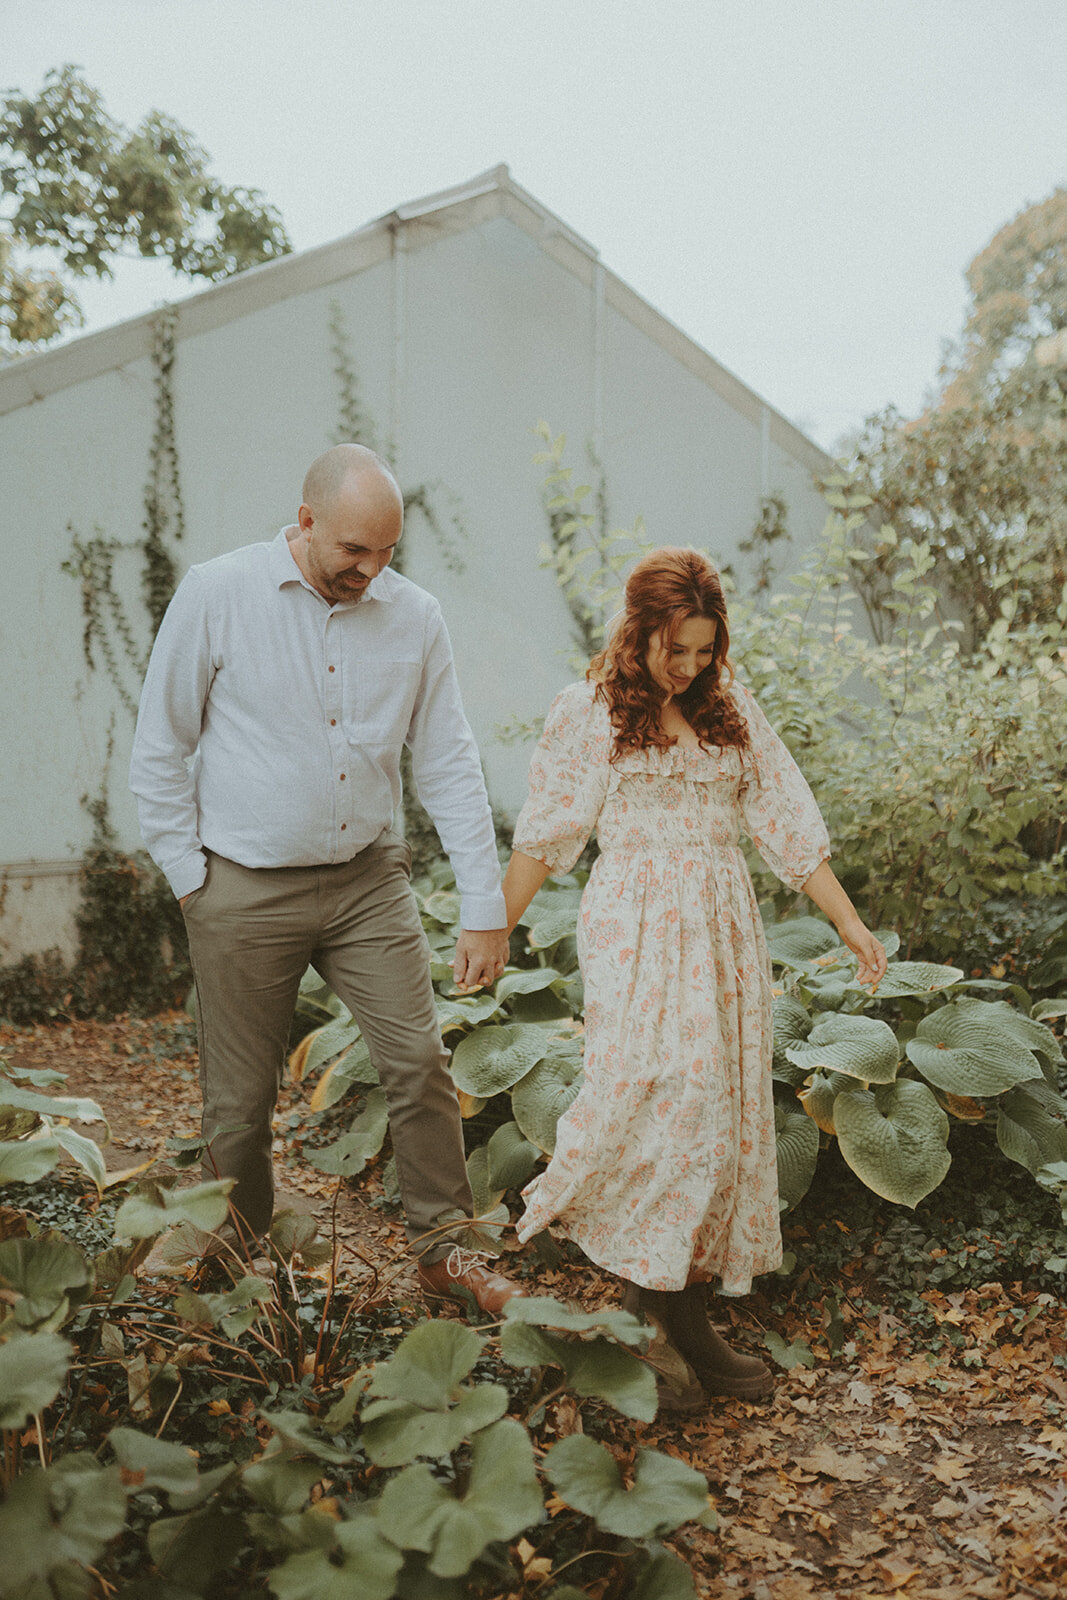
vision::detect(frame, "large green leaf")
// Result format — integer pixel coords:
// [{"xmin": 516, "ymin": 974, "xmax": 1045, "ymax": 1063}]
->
[
  {"xmin": 833, "ymin": 1080, "xmax": 950, "ymax": 1207},
  {"xmin": 52, "ymin": 1126, "xmax": 108, "ymax": 1196},
  {"xmin": 499, "ymin": 1322, "xmax": 657, "ymax": 1420},
  {"xmin": 0, "ymin": 1456, "xmax": 127, "ymax": 1584},
  {"xmin": 307, "ymin": 1037, "xmax": 379, "ymax": 1110},
  {"xmin": 114, "ymin": 1178, "xmax": 233, "ymax": 1241},
  {"xmin": 906, "ymin": 1003, "xmax": 1043, "ymax": 1096},
  {"xmin": 0, "ymin": 1332, "xmax": 73, "ymax": 1428},
  {"xmin": 772, "ymin": 994, "xmax": 813, "ymax": 1086},
  {"xmin": 869, "ymin": 961, "xmax": 964, "ymax": 998},
  {"xmin": 434, "ymin": 992, "xmax": 504, "ymax": 1037},
  {"xmin": 296, "ymin": 1015, "xmax": 361, "ymax": 1083},
  {"xmin": 630, "ymin": 1549, "xmax": 700, "ymax": 1599},
  {"xmin": 0, "ymin": 1082, "xmax": 109, "ymax": 1134},
  {"xmin": 511, "ymin": 1055, "xmax": 584, "ymax": 1154},
  {"xmin": 545, "ymin": 1436, "xmax": 710, "ymax": 1538},
  {"xmin": 502, "ymin": 1294, "xmax": 648, "ymax": 1347},
  {"xmin": 147, "ymin": 1506, "xmax": 246, "ymax": 1589},
  {"xmin": 269, "ymin": 1515, "xmax": 405, "ymax": 1600},
  {"xmin": 462, "ymin": 1147, "xmax": 508, "ymax": 1244},
  {"xmin": 954, "ymin": 998, "xmax": 1063, "ymax": 1065},
  {"xmin": 0, "ymin": 1134, "xmax": 60, "ymax": 1184},
  {"xmin": 527, "ymin": 906, "xmax": 580, "ymax": 949},
  {"xmin": 0, "ymin": 1235, "xmax": 92, "ymax": 1313},
  {"xmin": 785, "ymin": 1013, "xmax": 900, "ymax": 1084},
  {"xmin": 422, "ymin": 889, "xmax": 461, "ymax": 926},
  {"xmin": 996, "ymin": 1088, "xmax": 1067, "ymax": 1176},
  {"xmin": 449, "ymin": 1024, "xmax": 555, "ymax": 1097},
  {"xmin": 362, "ymin": 1382, "xmax": 509, "ymax": 1467},
  {"xmin": 108, "ymin": 1428, "xmax": 200, "ymax": 1496},
  {"xmin": 763, "ymin": 916, "xmax": 839, "ymax": 967},
  {"xmin": 376, "ymin": 1419, "xmax": 543, "ymax": 1578},
  {"xmin": 495, "ymin": 967, "xmax": 564, "ymax": 1003},
  {"xmin": 486, "ymin": 1120, "xmax": 541, "ymax": 1191},
  {"xmin": 368, "ymin": 1318, "xmax": 484, "ymax": 1408},
  {"xmin": 774, "ymin": 1102, "xmax": 820, "ymax": 1209},
  {"xmin": 306, "ymin": 1088, "xmax": 389, "ymax": 1177}
]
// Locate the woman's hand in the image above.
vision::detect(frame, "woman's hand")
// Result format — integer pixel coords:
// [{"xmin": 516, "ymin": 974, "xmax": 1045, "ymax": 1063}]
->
[{"xmin": 836, "ymin": 916, "xmax": 888, "ymax": 988}]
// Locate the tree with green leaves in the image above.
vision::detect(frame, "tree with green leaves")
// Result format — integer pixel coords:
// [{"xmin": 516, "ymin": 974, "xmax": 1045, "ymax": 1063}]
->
[
  {"xmin": 0, "ymin": 64, "xmax": 290, "ymax": 354},
  {"xmin": 846, "ymin": 188, "xmax": 1067, "ymax": 642}
]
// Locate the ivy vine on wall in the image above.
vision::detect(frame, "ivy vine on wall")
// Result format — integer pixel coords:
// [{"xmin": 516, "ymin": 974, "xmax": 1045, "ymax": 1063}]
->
[{"xmin": 62, "ymin": 307, "xmax": 185, "ymax": 717}]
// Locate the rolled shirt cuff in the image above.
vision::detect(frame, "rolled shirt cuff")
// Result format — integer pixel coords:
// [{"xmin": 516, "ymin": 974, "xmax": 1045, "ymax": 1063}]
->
[
  {"xmin": 459, "ymin": 889, "xmax": 508, "ymax": 931},
  {"xmin": 166, "ymin": 850, "xmax": 208, "ymax": 900}
]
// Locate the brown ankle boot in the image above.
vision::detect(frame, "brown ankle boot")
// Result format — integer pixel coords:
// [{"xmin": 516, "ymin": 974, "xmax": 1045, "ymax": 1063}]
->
[
  {"xmin": 620, "ymin": 1282, "xmax": 705, "ymax": 1413},
  {"xmin": 668, "ymin": 1283, "xmax": 774, "ymax": 1400}
]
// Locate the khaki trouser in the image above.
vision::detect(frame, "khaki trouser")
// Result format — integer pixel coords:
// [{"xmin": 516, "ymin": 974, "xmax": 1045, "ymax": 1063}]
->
[{"xmin": 181, "ymin": 830, "xmax": 473, "ymax": 1257}]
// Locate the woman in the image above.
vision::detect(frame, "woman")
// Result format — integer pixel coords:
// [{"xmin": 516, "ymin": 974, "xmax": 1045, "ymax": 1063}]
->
[{"xmin": 501, "ymin": 548, "xmax": 886, "ymax": 1402}]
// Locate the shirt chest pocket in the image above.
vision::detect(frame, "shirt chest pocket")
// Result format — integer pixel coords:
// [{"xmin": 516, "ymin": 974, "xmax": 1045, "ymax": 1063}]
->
[{"xmin": 342, "ymin": 656, "xmax": 423, "ymax": 745}]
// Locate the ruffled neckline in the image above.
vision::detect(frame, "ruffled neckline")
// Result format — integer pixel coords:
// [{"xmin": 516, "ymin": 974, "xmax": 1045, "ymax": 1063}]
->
[{"xmin": 611, "ymin": 741, "xmax": 743, "ymax": 779}]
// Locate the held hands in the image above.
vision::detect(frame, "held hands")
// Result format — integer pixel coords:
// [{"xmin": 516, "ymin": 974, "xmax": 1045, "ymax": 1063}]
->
[
  {"xmin": 452, "ymin": 928, "xmax": 510, "ymax": 991},
  {"xmin": 835, "ymin": 915, "xmax": 888, "ymax": 988}
]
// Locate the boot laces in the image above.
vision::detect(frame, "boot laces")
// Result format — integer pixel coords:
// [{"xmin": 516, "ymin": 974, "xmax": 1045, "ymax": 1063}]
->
[{"xmin": 444, "ymin": 1244, "xmax": 488, "ymax": 1280}]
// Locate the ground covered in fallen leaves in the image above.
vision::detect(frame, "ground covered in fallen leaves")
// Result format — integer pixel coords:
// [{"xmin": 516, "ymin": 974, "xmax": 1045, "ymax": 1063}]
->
[{"xmin": 3, "ymin": 1012, "xmax": 1066, "ymax": 1599}]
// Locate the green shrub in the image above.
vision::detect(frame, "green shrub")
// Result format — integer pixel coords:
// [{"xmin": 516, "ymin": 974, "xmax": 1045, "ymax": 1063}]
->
[{"xmin": 0, "ymin": 1060, "xmax": 714, "ymax": 1598}]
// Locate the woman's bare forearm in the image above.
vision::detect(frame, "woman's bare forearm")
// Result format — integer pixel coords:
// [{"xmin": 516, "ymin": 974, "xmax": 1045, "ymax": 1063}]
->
[{"xmin": 502, "ymin": 851, "xmax": 553, "ymax": 936}]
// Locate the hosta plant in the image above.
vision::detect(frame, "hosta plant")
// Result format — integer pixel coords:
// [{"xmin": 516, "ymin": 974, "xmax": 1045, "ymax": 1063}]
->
[{"xmin": 292, "ymin": 871, "xmax": 1067, "ymax": 1232}]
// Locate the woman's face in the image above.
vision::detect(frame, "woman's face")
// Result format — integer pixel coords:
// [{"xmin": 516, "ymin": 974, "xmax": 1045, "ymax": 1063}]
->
[{"xmin": 646, "ymin": 615, "xmax": 718, "ymax": 700}]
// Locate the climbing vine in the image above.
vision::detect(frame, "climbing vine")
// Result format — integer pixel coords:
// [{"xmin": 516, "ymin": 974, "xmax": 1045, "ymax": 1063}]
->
[
  {"xmin": 62, "ymin": 307, "xmax": 186, "ymax": 717},
  {"xmin": 327, "ymin": 300, "xmax": 469, "ymax": 578},
  {"xmin": 533, "ymin": 419, "xmax": 652, "ymax": 659}
]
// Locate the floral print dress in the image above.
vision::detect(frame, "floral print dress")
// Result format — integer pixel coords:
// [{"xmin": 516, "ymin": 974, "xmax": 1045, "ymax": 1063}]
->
[{"xmin": 512, "ymin": 679, "xmax": 831, "ymax": 1294}]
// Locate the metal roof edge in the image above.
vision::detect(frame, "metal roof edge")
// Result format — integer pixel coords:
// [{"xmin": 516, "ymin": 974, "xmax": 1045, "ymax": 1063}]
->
[{"xmin": 0, "ymin": 164, "xmax": 832, "ymax": 473}]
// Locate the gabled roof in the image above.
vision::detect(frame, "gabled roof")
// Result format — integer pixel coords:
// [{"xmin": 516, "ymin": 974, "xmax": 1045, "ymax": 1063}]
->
[{"xmin": 0, "ymin": 163, "xmax": 829, "ymax": 472}]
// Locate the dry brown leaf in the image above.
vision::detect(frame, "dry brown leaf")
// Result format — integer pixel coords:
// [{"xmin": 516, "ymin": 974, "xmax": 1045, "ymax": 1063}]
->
[{"xmin": 795, "ymin": 1443, "xmax": 871, "ymax": 1482}]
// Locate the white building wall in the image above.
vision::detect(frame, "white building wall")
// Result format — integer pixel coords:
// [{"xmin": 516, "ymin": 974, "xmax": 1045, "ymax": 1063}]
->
[{"xmin": 0, "ymin": 189, "xmax": 830, "ymax": 960}]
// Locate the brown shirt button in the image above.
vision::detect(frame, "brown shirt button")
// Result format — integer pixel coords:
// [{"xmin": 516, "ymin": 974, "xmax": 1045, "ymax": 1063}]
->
[
  {"xmin": 340, "ymin": 823, "xmax": 347, "ymax": 831},
  {"xmin": 330, "ymin": 718, "xmax": 337, "ymax": 726},
  {"xmin": 340, "ymin": 773, "xmax": 346, "ymax": 781},
  {"xmin": 328, "ymin": 665, "xmax": 336, "ymax": 673}
]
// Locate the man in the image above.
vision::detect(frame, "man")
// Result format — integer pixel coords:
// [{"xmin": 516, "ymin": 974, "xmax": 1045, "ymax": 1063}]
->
[{"xmin": 130, "ymin": 443, "xmax": 521, "ymax": 1314}]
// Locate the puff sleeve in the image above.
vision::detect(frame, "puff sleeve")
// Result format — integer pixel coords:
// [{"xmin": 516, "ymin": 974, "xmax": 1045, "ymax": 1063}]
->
[
  {"xmin": 735, "ymin": 683, "xmax": 831, "ymax": 891},
  {"xmin": 512, "ymin": 681, "xmax": 613, "ymax": 874}
]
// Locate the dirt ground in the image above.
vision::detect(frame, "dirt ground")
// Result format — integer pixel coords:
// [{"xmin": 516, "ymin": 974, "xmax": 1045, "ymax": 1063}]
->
[{"xmin": 4, "ymin": 1013, "xmax": 1067, "ymax": 1600}]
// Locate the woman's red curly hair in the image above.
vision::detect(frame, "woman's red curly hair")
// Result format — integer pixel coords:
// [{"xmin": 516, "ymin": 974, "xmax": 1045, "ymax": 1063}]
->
[{"xmin": 588, "ymin": 546, "xmax": 750, "ymax": 757}]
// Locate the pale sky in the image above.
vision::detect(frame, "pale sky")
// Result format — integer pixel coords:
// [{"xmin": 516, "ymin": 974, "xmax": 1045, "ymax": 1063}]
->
[{"xmin": 5, "ymin": 0, "xmax": 1065, "ymax": 448}]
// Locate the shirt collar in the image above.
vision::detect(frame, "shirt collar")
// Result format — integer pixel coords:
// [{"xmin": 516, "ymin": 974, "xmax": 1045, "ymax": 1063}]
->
[{"xmin": 271, "ymin": 527, "xmax": 396, "ymax": 605}]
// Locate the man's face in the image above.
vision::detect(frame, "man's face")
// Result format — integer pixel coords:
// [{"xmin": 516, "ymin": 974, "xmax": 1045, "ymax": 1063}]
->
[{"xmin": 297, "ymin": 475, "xmax": 403, "ymax": 604}]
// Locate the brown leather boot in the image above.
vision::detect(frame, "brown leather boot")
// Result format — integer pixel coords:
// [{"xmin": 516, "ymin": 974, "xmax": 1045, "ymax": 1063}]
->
[
  {"xmin": 630, "ymin": 1282, "xmax": 774, "ymax": 1401},
  {"xmin": 620, "ymin": 1282, "xmax": 705, "ymax": 1413}
]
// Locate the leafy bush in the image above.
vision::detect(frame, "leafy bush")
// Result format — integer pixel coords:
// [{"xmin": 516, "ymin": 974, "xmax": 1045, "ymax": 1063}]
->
[
  {"xmin": 727, "ymin": 477, "xmax": 1067, "ymax": 966},
  {"xmin": 0, "ymin": 1059, "xmax": 715, "ymax": 1598},
  {"xmin": 290, "ymin": 868, "xmax": 1067, "ymax": 1259}
]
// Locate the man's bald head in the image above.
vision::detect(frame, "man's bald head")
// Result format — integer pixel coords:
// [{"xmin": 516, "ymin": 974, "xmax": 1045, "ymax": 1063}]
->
[{"xmin": 301, "ymin": 443, "xmax": 402, "ymax": 517}]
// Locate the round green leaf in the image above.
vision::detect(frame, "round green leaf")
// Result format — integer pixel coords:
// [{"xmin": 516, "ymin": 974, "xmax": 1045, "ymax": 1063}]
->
[
  {"xmin": 834, "ymin": 1080, "xmax": 950, "ymax": 1207},
  {"xmin": 510, "ymin": 1055, "xmax": 584, "ymax": 1154},
  {"xmin": 449, "ymin": 1024, "xmax": 555, "ymax": 1097},
  {"xmin": 362, "ymin": 1382, "xmax": 509, "ymax": 1466},
  {"xmin": 785, "ymin": 1014, "xmax": 900, "ymax": 1084},
  {"xmin": 906, "ymin": 1003, "xmax": 1043, "ymax": 1096},
  {"xmin": 486, "ymin": 1120, "xmax": 541, "ymax": 1191},
  {"xmin": 954, "ymin": 998, "xmax": 1063, "ymax": 1065},
  {"xmin": 527, "ymin": 906, "xmax": 580, "ymax": 949},
  {"xmin": 545, "ymin": 1436, "xmax": 709, "ymax": 1538},
  {"xmin": 0, "ymin": 1135, "xmax": 61, "ymax": 1184},
  {"xmin": 0, "ymin": 1332, "xmax": 73, "ymax": 1428},
  {"xmin": 870, "ymin": 961, "xmax": 964, "ymax": 998},
  {"xmin": 996, "ymin": 1088, "xmax": 1067, "ymax": 1176},
  {"xmin": 763, "ymin": 917, "xmax": 839, "ymax": 967},
  {"xmin": 495, "ymin": 967, "xmax": 563, "ymax": 1003},
  {"xmin": 0, "ymin": 1236, "xmax": 92, "ymax": 1310},
  {"xmin": 772, "ymin": 995, "xmax": 812, "ymax": 1086},
  {"xmin": 774, "ymin": 1102, "xmax": 820, "ymax": 1209},
  {"xmin": 422, "ymin": 890, "xmax": 461, "ymax": 926},
  {"xmin": 368, "ymin": 1318, "xmax": 485, "ymax": 1408}
]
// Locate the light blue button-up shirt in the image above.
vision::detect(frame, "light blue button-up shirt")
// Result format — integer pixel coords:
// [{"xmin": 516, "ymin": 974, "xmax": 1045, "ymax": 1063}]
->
[{"xmin": 129, "ymin": 528, "xmax": 507, "ymax": 929}]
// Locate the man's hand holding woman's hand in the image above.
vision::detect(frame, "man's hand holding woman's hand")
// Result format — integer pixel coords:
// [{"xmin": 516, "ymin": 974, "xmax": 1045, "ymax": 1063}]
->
[{"xmin": 452, "ymin": 928, "xmax": 510, "ymax": 991}]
